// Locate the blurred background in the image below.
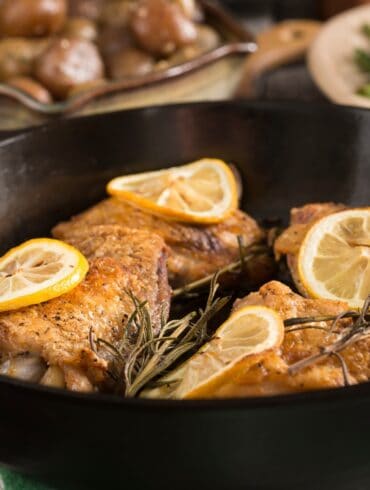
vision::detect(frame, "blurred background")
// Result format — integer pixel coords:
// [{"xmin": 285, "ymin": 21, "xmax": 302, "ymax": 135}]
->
[
  {"xmin": 223, "ymin": 0, "xmax": 317, "ymax": 22},
  {"xmin": 0, "ymin": 0, "xmax": 369, "ymax": 131},
  {"xmin": 224, "ymin": 0, "xmax": 368, "ymax": 20}
]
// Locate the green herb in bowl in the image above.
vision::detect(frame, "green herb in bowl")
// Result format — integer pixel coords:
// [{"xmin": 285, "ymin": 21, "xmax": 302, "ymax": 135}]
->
[{"xmin": 354, "ymin": 24, "xmax": 370, "ymax": 96}]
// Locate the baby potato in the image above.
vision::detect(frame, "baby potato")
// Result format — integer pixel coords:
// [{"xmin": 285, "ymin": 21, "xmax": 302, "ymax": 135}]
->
[
  {"xmin": 98, "ymin": 25, "xmax": 135, "ymax": 60},
  {"xmin": 34, "ymin": 37, "xmax": 104, "ymax": 99},
  {"xmin": 108, "ymin": 47, "xmax": 154, "ymax": 79},
  {"xmin": 0, "ymin": 0, "xmax": 67, "ymax": 37},
  {"xmin": 0, "ymin": 38, "xmax": 49, "ymax": 81},
  {"xmin": 68, "ymin": 0, "xmax": 103, "ymax": 21},
  {"xmin": 195, "ymin": 24, "xmax": 221, "ymax": 52},
  {"xmin": 130, "ymin": 0, "xmax": 197, "ymax": 56},
  {"xmin": 176, "ymin": 0, "xmax": 203, "ymax": 21},
  {"xmin": 7, "ymin": 76, "xmax": 53, "ymax": 104},
  {"xmin": 100, "ymin": 1, "xmax": 136, "ymax": 28},
  {"xmin": 156, "ymin": 25, "xmax": 221, "ymax": 69},
  {"xmin": 162, "ymin": 44, "xmax": 201, "ymax": 67},
  {"xmin": 63, "ymin": 17, "xmax": 98, "ymax": 41},
  {"xmin": 67, "ymin": 78, "xmax": 107, "ymax": 97}
]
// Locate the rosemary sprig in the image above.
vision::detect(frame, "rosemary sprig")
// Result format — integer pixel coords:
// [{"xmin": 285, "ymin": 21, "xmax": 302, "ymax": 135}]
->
[
  {"xmin": 90, "ymin": 274, "xmax": 229, "ymax": 396},
  {"xmin": 172, "ymin": 242, "xmax": 270, "ymax": 298},
  {"xmin": 284, "ymin": 311, "xmax": 369, "ymax": 327},
  {"xmin": 171, "ymin": 225, "xmax": 284, "ymax": 299},
  {"xmin": 284, "ymin": 295, "xmax": 370, "ymax": 385}
]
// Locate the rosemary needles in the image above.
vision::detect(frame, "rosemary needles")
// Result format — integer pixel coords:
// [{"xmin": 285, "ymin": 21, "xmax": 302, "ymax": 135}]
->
[
  {"xmin": 284, "ymin": 295, "xmax": 370, "ymax": 385},
  {"xmin": 90, "ymin": 274, "xmax": 229, "ymax": 397},
  {"xmin": 172, "ymin": 240, "xmax": 271, "ymax": 298}
]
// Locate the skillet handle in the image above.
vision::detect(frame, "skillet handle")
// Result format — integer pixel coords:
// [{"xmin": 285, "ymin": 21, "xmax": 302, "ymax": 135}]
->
[{"xmin": 234, "ymin": 20, "xmax": 322, "ymax": 98}]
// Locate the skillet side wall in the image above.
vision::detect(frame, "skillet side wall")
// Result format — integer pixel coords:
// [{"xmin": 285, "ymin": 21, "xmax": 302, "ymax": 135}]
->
[
  {"xmin": 0, "ymin": 101, "xmax": 368, "ymax": 489},
  {"xmin": 1, "ymin": 382, "xmax": 370, "ymax": 490}
]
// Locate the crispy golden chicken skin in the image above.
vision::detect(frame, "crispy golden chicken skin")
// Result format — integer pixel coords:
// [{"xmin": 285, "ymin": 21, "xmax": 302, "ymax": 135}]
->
[
  {"xmin": 200, "ymin": 281, "xmax": 370, "ymax": 398},
  {"xmin": 0, "ymin": 225, "xmax": 170, "ymax": 392},
  {"xmin": 274, "ymin": 202, "xmax": 346, "ymax": 293},
  {"xmin": 52, "ymin": 198, "xmax": 265, "ymax": 287}
]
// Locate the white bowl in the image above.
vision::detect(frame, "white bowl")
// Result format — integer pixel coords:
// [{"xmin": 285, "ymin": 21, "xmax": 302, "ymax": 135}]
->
[{"xmin": 308, "ymin": 4, "xmax": 370, "ymax": 108}]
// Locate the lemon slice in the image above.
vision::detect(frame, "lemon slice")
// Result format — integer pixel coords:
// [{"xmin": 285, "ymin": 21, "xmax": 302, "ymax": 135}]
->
[
  {"xmin": 107, "ymin": 158, "xmax": 238, "ymax": 224},
  {"xmin": 0, "ymin": 238, "xmax": 89, "ymax": 312},
  {"xmin": 298, "ymin": 208, "xmax": 370, "ymax": 308},
  {"xmin": 142, "ymin": 305, "xmax": 284, "ymax": 399}
]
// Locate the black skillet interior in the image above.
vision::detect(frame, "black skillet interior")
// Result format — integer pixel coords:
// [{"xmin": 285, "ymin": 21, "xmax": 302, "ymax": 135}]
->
[{"xmin": 0, "ymin": 101, "xmax": 369, "ymax": 490}]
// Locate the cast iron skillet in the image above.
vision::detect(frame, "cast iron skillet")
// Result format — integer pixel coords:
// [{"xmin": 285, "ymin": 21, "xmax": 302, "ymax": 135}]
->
[{"xmin": 0, "ymin": 101, "xmax": 369, "ymax": 490}]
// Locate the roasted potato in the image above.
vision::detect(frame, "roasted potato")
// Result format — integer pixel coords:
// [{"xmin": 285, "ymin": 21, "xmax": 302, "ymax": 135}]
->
[
  {"xmin": 156, "ymin": 25, "xmax": 221, "ymax": 69},
  {"xmin": 0, "ymin": 0, "xmax": 67, "ymax": 37},
  {"xmin": 63, "ymin": 17, "xmax": 98, "ymax": 41},
  {"xmin": 0, "ymin": 0, "xmax": 221, "ymax": 102},
  {"xmin": 0, "ymin": 38, "xmax": 48, "ymax": 81},
  {"xmin": 176, "ymin": 0, "xmax": 203, "ymax": 22},
  {"xmin": 108, "ymin": 47, "xmax": 154, "ymax": 79},
  {"xmin": 98, "ymin": 25, "xmax": 135, "ymax": 60},
  {"xmin": 67, "ymin": 78, "xmax": 107, "ymax": 97},
  {"xmin": 34, "ymin": 37, "xmax": 104, "ymax": 99},
  {"xmin": 130, "ymin": 0, "xmax": 197, "ymax": 56},
  {"xmin": 7, "ymin": 76, "xmax": 53, "ymax": 104},
  {"xmin": 100, "ymin": 1, "xmax": 136, "ymax": 28},
  {"xmin": 195, "ymin": 25, "xmax": 221, "ymax": 52},
  {"xmin": 68, "ymin": 0, "xmax": 103, "ymax": 21}
]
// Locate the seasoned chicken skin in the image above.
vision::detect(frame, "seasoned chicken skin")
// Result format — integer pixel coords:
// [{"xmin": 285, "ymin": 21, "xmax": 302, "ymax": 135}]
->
[
  {"xmin": 52, "ymin": 198, "xmax": 265, "ymax": 287},
  {"xmin": 201, "ymin": 281, "xmax": 370, "ymax": 398},
  {"xmin": 60, "ymin": 224, "xmax": 171, "ymax": 332},
  {"xmin": 274, "ymin": 202, "xmax": 346, "ymax": 293},
  {"xmin": 0, "ymin": 226, "xmax": 171, "ymax": 392}
]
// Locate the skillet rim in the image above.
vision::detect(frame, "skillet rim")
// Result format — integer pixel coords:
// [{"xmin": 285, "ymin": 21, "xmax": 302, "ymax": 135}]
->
[
  {"xmin": 3, "ymin": 98, "xmax": 370, "ymax": 148},
  {"xmin": 0, "ymin": 98, "xmax": 369, "ymax": 410}
]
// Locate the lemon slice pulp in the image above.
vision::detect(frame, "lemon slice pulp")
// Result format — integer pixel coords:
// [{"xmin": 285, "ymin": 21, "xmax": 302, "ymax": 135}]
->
[
  {"xmin": 298, "ymin": 208, "xmax": 370, "ymax": 308},
  {"xmin": 0, "ymin": 238, "xmax": 89, "ymax": 312},
  {"xmin": 142, "ymin": 305, "xmax": 284, "ymax": 399},
  {"xmin": 107, "ymin": 158, "xmax": 238, "ymax": 224}
]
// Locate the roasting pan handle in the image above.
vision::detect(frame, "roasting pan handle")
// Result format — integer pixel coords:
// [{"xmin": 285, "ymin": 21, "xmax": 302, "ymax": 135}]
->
[{"xmin": 234, "ymin": 20, "xmax": 322, "ymax": 98}]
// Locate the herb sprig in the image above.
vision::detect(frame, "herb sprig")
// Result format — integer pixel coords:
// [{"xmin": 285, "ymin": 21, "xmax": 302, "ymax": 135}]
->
[
  {"xmin": 284, "ymin": 295, "xmax": 370, "ymax": 385},
  {"xmin": 90, "ymin": 274, "xmax": 229, "ymax": 396},
  {"xmin": 172, "ymin": 241, "xmax": 270, "ymax": 298},
  {"xmin": 172, "ymin": 227, "xmax": 282, "ymax": 299}
]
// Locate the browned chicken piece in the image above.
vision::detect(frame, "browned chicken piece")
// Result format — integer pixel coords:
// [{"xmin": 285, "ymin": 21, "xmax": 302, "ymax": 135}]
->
[
  {"xmin": 201, "ymin": 281, "xmax": 370, "ymax": 398},
  {"xmin": 52, "ymin": 198, "xmax": 266, "ymax": 288},
  {"xmin": 0, "ymin": 225, "xmax": 171, "ymax": 392},
  {"xmin": 59, "ymin": 224, "xmax": 171, "ymax": 331},
  {"xmin": 274, "ymin": 202, "xmax": 346, "ymax": 293}
]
